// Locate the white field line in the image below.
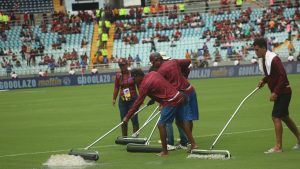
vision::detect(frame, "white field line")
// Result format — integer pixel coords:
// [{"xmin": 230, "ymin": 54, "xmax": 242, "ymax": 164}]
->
[
  {"xmin": 195, "ymin": 127, "xmax": 277, "ymax": 138},
  {"xmin": 0, "ymin": 144, "xmax": 118, "ymax": 158},
  {"xmin": 0, "ymin": 126, "xmax": 295, "ymax": 158}
]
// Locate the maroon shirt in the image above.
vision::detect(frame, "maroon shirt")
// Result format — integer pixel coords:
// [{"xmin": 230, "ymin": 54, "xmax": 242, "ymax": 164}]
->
[
  {"xmin": 126, "ymin": 71, "xmax": 184, "ymax": 119},
  {"xmin": 113, "ymin": 71, "xmax": 138, "ymax": 100},
  {"xmin": 262, "ymin": 56, "xmax": 291, "ymax": 95},
  {"xmin": 157, "ymin": 59, "xmax": 194, "ymax": 94}
]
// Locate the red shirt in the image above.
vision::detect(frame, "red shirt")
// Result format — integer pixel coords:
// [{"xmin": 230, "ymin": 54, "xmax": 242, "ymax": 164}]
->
[
  {"xmin": 157, "ymin": 59, "xmax": 193, "ymax": 94},
  {"xmin": 126, "ymin": 71, "xmax": 184, "ymax": 119},
  {"xmin": 113, "ymin": 71, "xmax": 138, "ymax": 100},
  {"xmin": 262, "ymin": 56, "xmax": 291, "ymax": 95}
]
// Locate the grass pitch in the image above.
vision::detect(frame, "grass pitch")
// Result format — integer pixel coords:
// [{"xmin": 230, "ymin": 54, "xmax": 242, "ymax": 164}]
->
[{"xmin": 0, "ymin": 75, "xmax": 299, "ymax": 169}]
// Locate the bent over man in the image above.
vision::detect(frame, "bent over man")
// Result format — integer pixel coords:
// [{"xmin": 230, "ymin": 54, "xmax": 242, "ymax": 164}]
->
[
  {"xmin": 123, "ymin": 69, "xmax": 186, "ymax": 156},
  {"xmin": 150, "ymin": 52, "xmax": 198, "ymax": 150}
]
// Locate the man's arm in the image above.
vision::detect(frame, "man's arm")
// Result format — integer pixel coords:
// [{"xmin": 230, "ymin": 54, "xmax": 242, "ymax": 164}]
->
[
  {"xmin": 177, "ymin": 59, "xmax": 191, "ymax": 69},
  {"xmin": 112, "ymin": 73, "xmax": 120, "ymax": 106},
  {"xmin": 257, "ymin": 76, "xmax": 267, "ymax": 88},
  {"xmin": 177, "ymin": 59, "xmax": 191, "ymax": 78},
  {"xmin": 271, "ymin": 57, "xmax": 287, "ymax": 101}
]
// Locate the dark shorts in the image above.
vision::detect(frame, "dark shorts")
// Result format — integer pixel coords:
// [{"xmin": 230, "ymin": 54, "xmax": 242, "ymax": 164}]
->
[
  {"xmin": 176, "ymin": 90, "xmax": 199, "ymax": 121},
  {"xmin": 119, "ymin": 96, "xmax": 139, "ymax": 126},
  {"xmin": 272, "ymin": 93, "xmax": 291, "ymax": 118},
  {"xmin": 159, "ymin": 106, "xmax": 179, "ymax": 125}
]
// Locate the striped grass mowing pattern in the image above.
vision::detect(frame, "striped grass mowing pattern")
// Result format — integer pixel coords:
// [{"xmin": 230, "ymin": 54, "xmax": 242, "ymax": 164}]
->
[{"xmin": 0, "ymin": 75, "xmax": 299, "ymax": 169}]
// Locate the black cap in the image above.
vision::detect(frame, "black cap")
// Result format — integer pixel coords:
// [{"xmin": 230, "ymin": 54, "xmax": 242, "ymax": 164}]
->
[{"xmin": 149, "ymin": 52, "xmax": 162, "ymax": 63}]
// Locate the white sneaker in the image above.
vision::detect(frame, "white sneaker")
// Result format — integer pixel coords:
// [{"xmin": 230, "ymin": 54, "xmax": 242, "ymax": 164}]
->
[
  {"xmin": 167, "ymin": 144, "xmax": 176, "ymax": 151},
  {"xmin": 264, "ymin": 148, "xmax": 282, "ymax": 154},
  {"xmin": 175, "ymin": 143, "xmax": 187, "ymax": 150},
  {"xmin": 292, "ymin": 144, "xmax": 300, "ymax": 150}
]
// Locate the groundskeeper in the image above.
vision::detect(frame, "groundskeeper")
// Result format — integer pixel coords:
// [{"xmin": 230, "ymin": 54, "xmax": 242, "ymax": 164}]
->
[
  {"xmin": 150, "ymin": 52, "xmax": 199, "ymax": 151},
  {"xmin": 122, "ymin": 69, "xmax": 186, "ymax": 156},
  {"xmin": 254, "ymin": 37, "xmax": 300, "ymax": 154}
]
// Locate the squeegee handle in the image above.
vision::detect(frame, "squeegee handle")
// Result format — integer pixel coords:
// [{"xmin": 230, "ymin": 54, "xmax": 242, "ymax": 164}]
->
[
  {"xmin": 85, "ymin": 122, "xmax": 123, "ymax": 150},
  {"xmin": 85, "ymin": 104, "xmax": 148, "ymax": 150},
  {"xmin": 145, "ymin": 114, "xmax": 160, "ymax": 145},
  {"xmin": 210, "ymin": 87, "xmax": 259, "ymax": 150},
  {"xmin": 132, "ymin": 106, "xmax": 160, "ymax": 137},
  {"xmin": 144, "ymin": 106, "xmax": 159, "ymax": 125}
]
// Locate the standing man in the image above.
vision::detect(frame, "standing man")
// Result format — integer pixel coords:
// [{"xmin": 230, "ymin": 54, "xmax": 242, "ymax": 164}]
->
[
  {"xmin": 205, "ymin": 0, "xmax": 209, "ymax": 13},
  {"xmin": 123, "ymin": 69, "xmax": 186, "ymax": 156},
  {"xmin": 5, "ymin": 62, "xmax": 12, "ymax": 77},
  {"xmin": 29, "ymin": 12, "xmax": 35, "ymax": 25},
  {"xmin": 254, "ymin": 38, "xmax": 300, "ymax": 153},
  {"xmin": 113, "ymin": 58, "xmax": 139, "ymax": 137},
  {"xmin": 150, "ymin": 38, "xmax": 156, "ymax": 52}
]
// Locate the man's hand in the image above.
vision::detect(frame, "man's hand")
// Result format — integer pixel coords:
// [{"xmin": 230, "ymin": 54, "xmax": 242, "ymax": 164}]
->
[
  {"xmin": 257, "ymin": 80, "xmax": 265, "ymax": 88},
  {"xmin": 122, "ymin": 116, "xmax": 129, "ymax": 123},
  {"xmin": 147, "ymin": 99, "xmax": 155, "ymax": 106},
  {"xmin": 112, "ymin": 99, "xmax": 116, "ymax": 106},
  {"xmin": 270, "ymin": 93, "xmax": 278, "ymax": 101}
]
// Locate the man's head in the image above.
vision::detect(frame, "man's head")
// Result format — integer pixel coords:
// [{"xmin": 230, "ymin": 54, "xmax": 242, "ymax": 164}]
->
[
  {"xmin": 253, "ymin": 38, "xmax": 268, "ymax": 58},
  {"xmin": 118, "ymin": 58, "xmax": 128, "ymax": 70},
  {"xmin": 149, "ymin": 52, "xmax": 163, "ymax": 69},
  {"xmin": 130, "ymin": 68, "xmax": 145, "ymax": 85},
  {"xmin": 149, "ymin": 52, "xmax": 163, "ymax": 63}
]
